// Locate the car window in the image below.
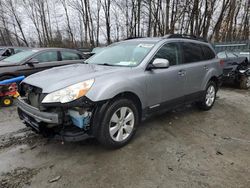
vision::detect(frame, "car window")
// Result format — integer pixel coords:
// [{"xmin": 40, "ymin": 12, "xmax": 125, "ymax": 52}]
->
[
  {"xmin": 14, "ymin": 48, "xmax": 24, "ymax": 53},
  {"xmin": 182, "ymin": 42, "xmax": 203, "ymax": 63},
  {"xmin": 217, "ymin": 52, "xmax": 227, "ymax": 58},
  {"xmin": 1, "ymin": 50, "xmax": 37, "ymax": 64},
  {"xmin": 153, "ymin": 43, "xmax": 180, "ymax": 66},
  {"xmin": 35, "ymin": 51, "xmax": 58, "ymax": 63},
  {"xmin": 227, "ymin": 52, "xmax": 237, "ymax": 58},
  {"xmin": 92, "ymin": 47, "xmax": 104, "ymax": 54},
  {"xmin": 61, "ymin": 51, "xmax": 81, "ymax": 60},
  {"xmin": 201, "ymin": 45, "xmax": 215, "ymax": 60}
]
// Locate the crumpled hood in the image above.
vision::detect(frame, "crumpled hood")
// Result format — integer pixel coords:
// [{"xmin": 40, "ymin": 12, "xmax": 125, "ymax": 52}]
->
[{"xmin": 23, "ymin": 63, "xmax": 126, "ymax": 93}]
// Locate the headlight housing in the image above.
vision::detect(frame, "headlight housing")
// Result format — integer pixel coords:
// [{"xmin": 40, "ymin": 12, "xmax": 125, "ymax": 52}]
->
[{"xmin": 42, "ymin": 79, "xmax": 94, "ymax": 103}]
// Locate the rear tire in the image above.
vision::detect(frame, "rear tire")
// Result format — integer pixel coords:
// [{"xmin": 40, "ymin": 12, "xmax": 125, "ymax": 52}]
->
[
  {"xmin": 197, "ymin": 81, "xmax": 217, "ymax": 111},
  {"xmin": 239, "ymin": 76, "xmax": 250, "ymax": 89},
  {"xmin": 96, "ymin": 98, "xmax": 139, "ymax": 149}
]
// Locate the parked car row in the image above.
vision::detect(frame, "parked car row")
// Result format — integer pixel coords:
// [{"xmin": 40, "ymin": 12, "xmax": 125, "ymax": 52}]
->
[{"xmin": 16, "ymin": 34, "xmax": 223, "ymax": 148}]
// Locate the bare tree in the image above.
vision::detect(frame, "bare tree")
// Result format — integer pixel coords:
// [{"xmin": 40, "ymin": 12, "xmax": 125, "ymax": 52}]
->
[
  {"xmin": 5, "ymin": 0, "xmax": 29, "ymax": 46},
  {"xmin": 101, "ymin": 0, "xmax": 111, "ymax": 44},
  {"xmin": 60, "ymin": 0, "xmax": 75, "ymax": 47},
  {"xmin": 0, "ymin": 0, "xmax": 249, "ymax": 46}
]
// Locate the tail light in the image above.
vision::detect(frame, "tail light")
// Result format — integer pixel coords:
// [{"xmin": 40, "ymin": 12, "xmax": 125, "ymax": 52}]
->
[{"xmin": 219, "ymin": 59, "xmax": 224, "ymax": 67}]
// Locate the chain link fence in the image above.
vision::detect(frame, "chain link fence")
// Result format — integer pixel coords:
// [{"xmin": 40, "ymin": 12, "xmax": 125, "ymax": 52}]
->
[{"xmin": 213, "ymin": 40, "xmax": 250, "ymax": 53}]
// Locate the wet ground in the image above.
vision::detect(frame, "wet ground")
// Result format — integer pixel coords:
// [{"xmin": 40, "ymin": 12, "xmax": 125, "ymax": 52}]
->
[{"xmin": 0, "ymin": 88, "xmax": 249, "ymax": 188}]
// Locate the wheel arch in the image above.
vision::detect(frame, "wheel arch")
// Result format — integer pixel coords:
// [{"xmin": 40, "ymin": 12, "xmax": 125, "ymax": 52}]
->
[
  {"xmin": 111, "ymin": 91, "xmax": 142, "ymax": 119},
  {"xmin": 209, "ymin": 76, "xmax": 219, "ymax": 91},
  {"xmin": 202, "ymin": 67, "xmax": 220, "ymax": 91},
  {"xmin": 90, "ymin": 91, "xmax": 143, "ymax": 137}
]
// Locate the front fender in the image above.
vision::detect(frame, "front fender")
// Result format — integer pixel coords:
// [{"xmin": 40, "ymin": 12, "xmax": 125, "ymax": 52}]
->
[{"xmin": 85, "ymin": 76, "xmax": 147, "ymax": 108}]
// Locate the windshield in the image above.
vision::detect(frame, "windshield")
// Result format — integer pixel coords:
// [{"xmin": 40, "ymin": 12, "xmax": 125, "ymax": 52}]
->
[
  {"xmin": 0, "ymin": 48, "xmax": 5, "ymax": 55},
  {"xmin": 86, "ymin": 41, "xmax": 155, "ymax": 67},
  {"xmin": 92, "ymin": 47, "xmax": 104, "ymax": 54},
  {"xmin": 1, "ymin": 50, "xmax": 37, "ymax": 64}
]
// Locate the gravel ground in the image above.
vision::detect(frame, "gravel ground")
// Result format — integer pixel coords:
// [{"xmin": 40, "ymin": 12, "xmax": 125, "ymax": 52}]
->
[{"xmin": 0, "ymin": 88, "xmax": 249, "ymax": 188}]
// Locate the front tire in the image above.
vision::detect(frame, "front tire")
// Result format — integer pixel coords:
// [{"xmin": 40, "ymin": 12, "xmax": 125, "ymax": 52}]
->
[
  {"xmin": 197, "ymin": 81, "xmax": 217, "ymax": 111},
  {"xmin": 96, "ymin": 98, "xmax": 139, "ymax": 149}
]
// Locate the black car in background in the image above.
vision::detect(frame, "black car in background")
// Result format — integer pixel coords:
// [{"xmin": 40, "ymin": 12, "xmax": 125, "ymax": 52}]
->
[
  {"xmin": 217, "ymin": 51, "xmax": 249, "ymax": 89},
  {"xmin": 0, "ymin": 46, "xmax": 29, "ymax": 61},
  {"xmin": 0, "ymin": 48, "xmax": 86, "ymax": 81}
]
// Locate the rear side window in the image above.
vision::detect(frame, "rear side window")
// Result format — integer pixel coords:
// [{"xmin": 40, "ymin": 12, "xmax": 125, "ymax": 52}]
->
[
  {"xmin": 227, "ymin": 52, "xmax": 237, "ymax": 58},
  {"xmin": 153, "ymin": 42, "xmax": 180, "ymax": 66},
  {"xmin": 201, "ymin": 45, "xmax": 215, "ymax": 60},
  {"xmin": 217, "ymin": 52, "xmax": 227, "ymax": 58},
  {"xmin": 182, "ymin": 42, "xmax": 203, "ymax": 63},
  {"xmin": 35, "ymin": 51, "xmax": 58, "ymax": 63},
  {"xmin": 61, "ymin": 51, "xmax": 81, "ymax": 60}
]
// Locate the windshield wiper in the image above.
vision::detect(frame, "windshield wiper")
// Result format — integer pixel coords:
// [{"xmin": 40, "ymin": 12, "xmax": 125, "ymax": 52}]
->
[{"xmin": 97, "ymin": 63, "xmax": 114, "ymax": 66}]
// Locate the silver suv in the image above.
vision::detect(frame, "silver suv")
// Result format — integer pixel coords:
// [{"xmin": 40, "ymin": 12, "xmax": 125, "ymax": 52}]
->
[{"xmin": 17, "ymin": 35, "xmax": 223, "ymax": 148}]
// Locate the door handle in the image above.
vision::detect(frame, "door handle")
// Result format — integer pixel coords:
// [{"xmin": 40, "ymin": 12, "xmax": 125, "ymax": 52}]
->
[
  {"xmin": 204, "ymin": 65, "xmax": 209, "ymax": 71},
  {"xmin": 178, "ymin": 70, "xmax": 186, "ymax": 76}
]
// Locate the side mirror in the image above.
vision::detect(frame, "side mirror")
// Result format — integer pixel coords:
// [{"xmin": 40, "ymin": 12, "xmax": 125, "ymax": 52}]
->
[
  {"xmin": 25, "ymin": 58, "xmax": 39, "ymax": 67},
  {"xmin": 148, "ymin": 58, "xmax": 170, "ymax": 70}
]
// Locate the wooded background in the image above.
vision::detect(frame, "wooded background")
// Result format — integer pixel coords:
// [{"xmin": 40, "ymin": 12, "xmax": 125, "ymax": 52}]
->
[{"xmin": 0, "ymin": 0, "xmax": 249, "ymax": 48}]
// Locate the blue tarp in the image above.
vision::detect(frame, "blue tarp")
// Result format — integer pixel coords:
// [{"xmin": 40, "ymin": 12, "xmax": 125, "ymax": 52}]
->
[{"xmin": 0, "ymin": 76, "xmax": 25, "ymax": 85}]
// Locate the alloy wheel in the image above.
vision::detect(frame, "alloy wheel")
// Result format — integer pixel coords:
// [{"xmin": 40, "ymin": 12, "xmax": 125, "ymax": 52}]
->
[
  {"xmin": 205, "ymin": 85, "xmax": 215, "ymax": 107},
  {"xmin": 109, "ymin": 107, "xmax": 135, "ymax": 142}
]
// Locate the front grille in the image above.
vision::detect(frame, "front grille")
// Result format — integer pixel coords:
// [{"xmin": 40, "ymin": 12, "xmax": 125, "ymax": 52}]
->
[{"xmin": 20, "ymin": 83, "xmax": 44, "ymax": 108}]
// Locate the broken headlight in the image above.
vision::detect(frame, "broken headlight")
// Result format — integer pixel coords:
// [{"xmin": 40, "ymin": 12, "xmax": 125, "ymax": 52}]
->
[{"xmin": 42, "ymin": 79, "xmax": 94, "ymax": 103}]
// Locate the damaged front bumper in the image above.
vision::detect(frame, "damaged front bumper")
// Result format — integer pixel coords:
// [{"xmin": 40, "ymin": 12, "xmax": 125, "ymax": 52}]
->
[
  {"xmin": 17, "ymin": 97, "xmax": 93, "ymax": 142},
  {"xmin": 17, "ymin": 98, "xmax": 61, "ymax": 124}
]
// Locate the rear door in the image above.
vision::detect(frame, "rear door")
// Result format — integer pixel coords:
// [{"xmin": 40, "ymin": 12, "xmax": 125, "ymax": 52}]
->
[
  {"xmin": 14, "ymin": 51, "xmax": 60, "ymax": 77},
  {"xmin": 180, "ymin": 42, "xmax": 208, "ymax": 98},
  {"xmin": 59, "ymin": 50, "xmax": 85, "ymax": 65}
]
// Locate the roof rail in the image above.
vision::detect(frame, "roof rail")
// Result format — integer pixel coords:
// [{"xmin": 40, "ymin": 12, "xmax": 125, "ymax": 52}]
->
[
  {"xmin": 124, "ymin": 36, "xmax": 145, "ymax": 40},
  {"xmin": 163, "ymin": 34, "xmax": 208, "ymax": 43}
]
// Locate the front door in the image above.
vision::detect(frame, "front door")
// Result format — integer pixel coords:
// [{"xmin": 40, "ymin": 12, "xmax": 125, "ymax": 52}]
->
[{"xmin": 145, "ymin": 42, "xmax": 186, "ymax": 110}]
